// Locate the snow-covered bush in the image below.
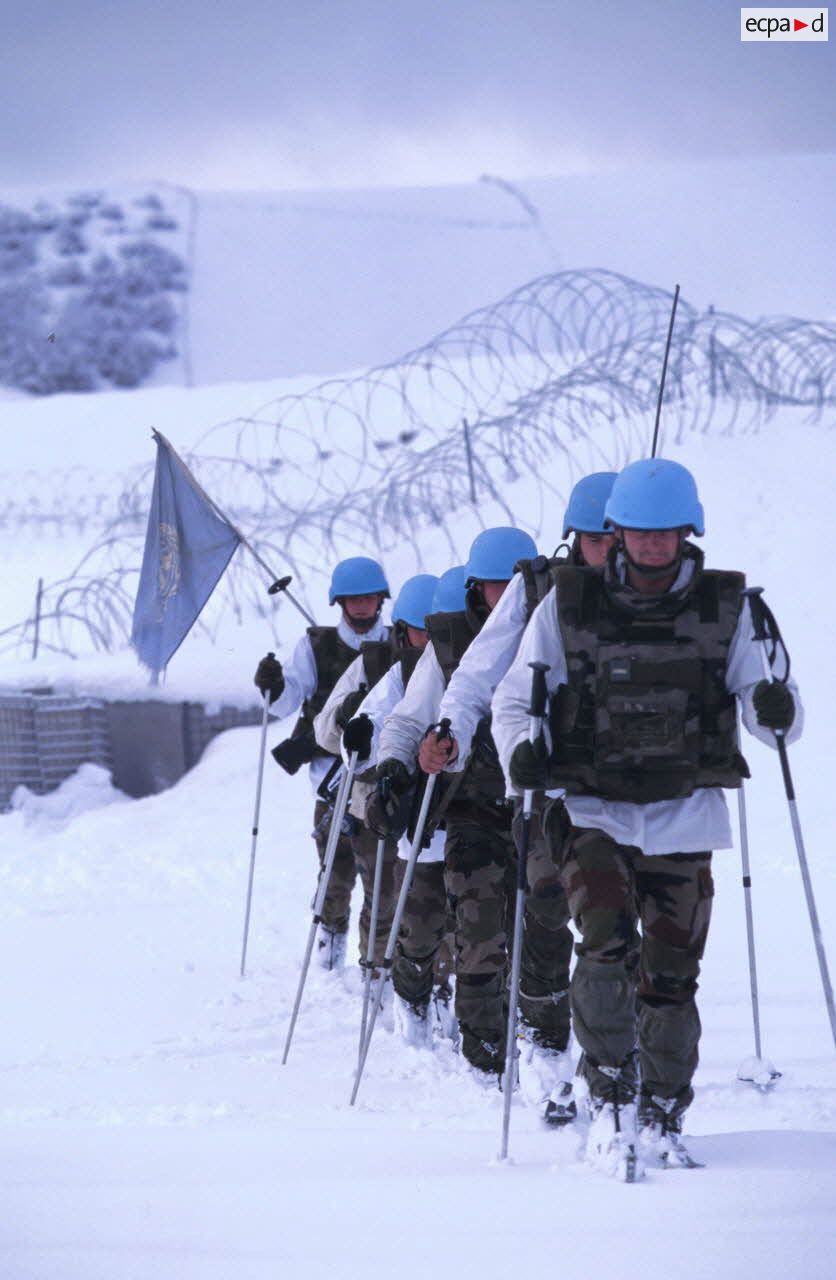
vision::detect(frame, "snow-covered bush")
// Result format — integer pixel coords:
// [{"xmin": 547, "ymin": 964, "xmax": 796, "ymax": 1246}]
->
[
  {"xmin": 144, "ymin": 214, "xmax": 179, "ymax": 232},
  {"xmin": 0, "ymin": 191, "xmax": 187, "ymax": 395},
  {"xmin": 55, "ymin": 222, "xmax": 87, "ymax": 256},
  {"xmin": 0, "ymin": 206, "xmax": 38, "ymax": 274},
  {"xmin": 118, "ymin": 240, "xmax": 187, "ymax": 291},
  {"xmin": 47, "ymin": 261, "xmax": 86, "ymax": 287}
]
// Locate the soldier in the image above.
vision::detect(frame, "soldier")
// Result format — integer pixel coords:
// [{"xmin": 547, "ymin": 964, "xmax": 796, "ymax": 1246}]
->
[
  {"xmin": 373, "ymin": 527, "xmax": 538, "ymax": 1079},
  {"xmin": 492, "ymin": 458, "xmax": 803, "ymax": 1178},
  {"xmin": 345, "ymin": 567, "xmax": 467, "ymax": 1046},
  {"xmin": 434, "ymin": 471, "xmax": 618, "ymax": 1123},
  {"xmin": 253, "ymin": 555, "xmax": 390, "ymax": 970},
  {"xmin": 311, "ymin": 573, "xmax": 439, "ymax": 972}
]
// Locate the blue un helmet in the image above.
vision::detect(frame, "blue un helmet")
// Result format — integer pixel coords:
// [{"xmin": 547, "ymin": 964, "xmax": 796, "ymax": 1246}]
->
[
  {"xmin": 328, "ymin": 556, "xmax": 391, "ymax": 605},
  {"xmin": 431, "ymin": 565, "xmax": 467, "ymax": 613},
  {"xmin": 562, "ymin": 472, "xmax": 619, "ymax": 537},
  {"xmin": 464, "ymin": 527, "xmax": 538, "ymax": 587},
  {"xmin": 603, "ymin": 459, "xmax": 705, "ymax": 536},
  {"xmin": 391, "ymin": 574, "xmax": 439, "ymax": 629}
]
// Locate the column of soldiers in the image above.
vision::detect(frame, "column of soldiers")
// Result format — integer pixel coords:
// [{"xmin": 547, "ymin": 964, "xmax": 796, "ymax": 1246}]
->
[{"xmin": 254, "ymin": 460, "xmax": 802, "ymax": 1178}]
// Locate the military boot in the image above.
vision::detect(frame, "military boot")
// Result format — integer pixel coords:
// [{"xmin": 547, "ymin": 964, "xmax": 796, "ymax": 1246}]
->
[
  {"xmin": 431, "ymin": 979, "xmax": 459, "ymax": 1044},
  {"xmin": 584, "ymin": 1053, "xmax": 643, "ymax": 1183},
  {"xmin": 393, "ymin": 992, "xmax": 433, "ymax": 1049},
  {"xmin": 638, "ymin": 1091, "xmax": 702, "ymax": 1169},
  {"xmin": 315, "ymin": 924, "xmax": 347, "ymax": 972},
  {"xmin": 517, "ymin": 1027, "xmax": 577, "ymax": 1127}
]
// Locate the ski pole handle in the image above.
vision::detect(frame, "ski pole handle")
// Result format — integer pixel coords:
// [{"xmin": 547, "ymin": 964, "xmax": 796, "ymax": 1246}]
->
[
  {"xmin": 743, "ymin": 588, "xmax": 787, "ymax": 740},
  {"xmin": 433, "ymin": 716, "xmax": 452, "ymax": 743},
  {"xmin": 523, "ymin": 661, "xmax": 550, "ymax": 819},
  {"xmin": 422, "ymin": 716, "xmax": 454, "ymax": 768},
  {"xmin": 519, "ymin": 661, "xmax": 550, "ymax": 880},
  {"xmin": 527, "ymin": 660, "xmax": 550, "ymax": 730}
]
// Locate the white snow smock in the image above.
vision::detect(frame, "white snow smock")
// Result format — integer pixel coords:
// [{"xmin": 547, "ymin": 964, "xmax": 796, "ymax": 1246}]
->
[
  {"xmin": 374, "ymin": 646, "xmax": 448, "ymax": 863},
  {"xmin": 436, "ymin": 572, "xmax": 529, "ymax": 772},
  {"xmin": 268, "ymin": 614, "xmax": 388, "ymax": 796},
  {"xmin": 491, "ymin": 557, "xmax": 803, "ymax": 856}
]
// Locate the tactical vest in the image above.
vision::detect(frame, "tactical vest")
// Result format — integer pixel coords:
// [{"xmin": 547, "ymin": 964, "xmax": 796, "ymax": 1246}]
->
[
  {"xmin": 398, "ymin": 645, "xmax": 423, "ymax": 688},
  {"xmin": 290, "ymin": 626, "xmax": 362, "ymax": 757},
  {"xmin": 547, "ymin": 554, "xmax": 749, "ymax": 803},
  {"xmin": 426, "ymin": 595, "xmax": 506, "ymax": 807},
  {"xmin": 360, "ymin": 621, "xmax": 429, "ymax": 696},
  {"xmin": 517, "ymin": 549, "xmax": 576, "ymax": 622},
  {"xmin": 359, "ymin": 636, "xmax": 397, "ymax": 689}
]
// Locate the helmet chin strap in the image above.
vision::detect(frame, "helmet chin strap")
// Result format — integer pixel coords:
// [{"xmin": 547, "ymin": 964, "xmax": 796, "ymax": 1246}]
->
[{"xmin": 619, "ymin": 531, "xmax": 685, "ymax": 581}]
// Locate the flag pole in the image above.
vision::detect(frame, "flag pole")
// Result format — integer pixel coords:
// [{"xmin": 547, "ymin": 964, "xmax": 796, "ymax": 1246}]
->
[{"xmin": 150, "ymin": 429, "xmax": 316, "ymax": 626}]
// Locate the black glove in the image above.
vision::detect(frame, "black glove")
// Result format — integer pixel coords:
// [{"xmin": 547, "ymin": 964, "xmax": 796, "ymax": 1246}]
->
[
  {"xmin": 509, "ymin": 735, "xmax": 549, "ymax": 791},
  {"xmin": 254, "ymin": 652, "xmax": 284, "ymax": 703},
  {"xmin": 343, "ymin": 713, "xmax": 373, "ymax": 759},
  {"xmin": 336, "ymin": 686, "xmax": 367, "ymax": 730},
  {"xmin": 365, "ymin": 758, "xmax": 413, "ymax": 839},
  {"xmin": 375, "ymin": 758, "xmax": 411, "ymax": 794},
  {"xmin": 752, "ymin": 679, "xmax": 795, "ymax": 730}
]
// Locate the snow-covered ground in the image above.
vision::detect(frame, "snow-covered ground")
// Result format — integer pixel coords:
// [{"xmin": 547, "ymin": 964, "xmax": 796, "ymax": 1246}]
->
[
  {"xmin": 2, "ymin": 414, "xmax": 835, "ymax": 1278},
  {"xmin": 8, "ymin": 155, "xmax": 833, "ymax": 390},
  {"xmin": 1, "ymin": 158, "xmax": 835, "ymax": 1278},
  {"xmin": 2, "ymin": 695, "xmax": 835, "ymax": 1280},
  {"xmin": 187, "ymin": 154, "xmax": 836, "ymax": 383}
]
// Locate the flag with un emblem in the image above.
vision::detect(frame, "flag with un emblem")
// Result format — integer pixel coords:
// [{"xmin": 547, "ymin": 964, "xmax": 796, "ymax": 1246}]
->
[{"xmin": 131, "ymin": 430, "xmax": 241, "ymax": 674}]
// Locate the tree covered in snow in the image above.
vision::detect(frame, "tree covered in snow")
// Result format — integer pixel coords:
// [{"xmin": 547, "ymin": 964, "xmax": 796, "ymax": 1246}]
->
[{"xmin": 0, "ymin": 191, "xmax": 187, "ymax": 395}]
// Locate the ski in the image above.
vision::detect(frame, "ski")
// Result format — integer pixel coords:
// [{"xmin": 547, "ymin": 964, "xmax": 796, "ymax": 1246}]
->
[
  {"xmin": 543, "ymin": 1083, "xmax": 578, "ymax": 1128},
  {"xmin": 639, "ymin": 1125, "xmax": 704, "ymax": 1170},
  {"xmin": 659, "ymin": 1133, "xmax": 704, "ymax": 1170},
  {"xmin": 584, "ymin": 1100, "xmax": 645, "ymax": 1182}
]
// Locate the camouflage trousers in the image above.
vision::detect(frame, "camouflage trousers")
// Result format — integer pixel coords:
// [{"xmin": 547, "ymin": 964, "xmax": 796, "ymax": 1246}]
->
[
  {"xmin": 391, "ymin": 860, "xmax": 455, "ymax": 1007},
  {"xmin": 512, "ymin": 797, "xmax": 573, "ymax": 1053},
  {"xmin": 552, "ymin": 811, "xmax": 714, "ymax": 1108},
  {"xmin": 312, "ymin": 799, "xmax": 398, "ymax": 966},
  {"xmin": 444, "ymin": 804, "xmax": 517, "ymax": 1073}
]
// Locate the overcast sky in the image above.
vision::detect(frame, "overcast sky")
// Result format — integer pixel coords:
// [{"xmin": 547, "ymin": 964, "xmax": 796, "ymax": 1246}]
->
[{"xmin": 3, "ymin": 0, "xmax": 834, "ymax": 192}]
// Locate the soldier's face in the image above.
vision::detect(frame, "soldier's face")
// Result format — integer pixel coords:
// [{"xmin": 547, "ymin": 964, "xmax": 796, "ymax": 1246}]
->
[
  {"xmin": 406, "ymin": 624, "xmax": 428, "ymax": 650},
  {"xmin": 578, "ymin": 532, "xmax": 616, "ymax": 567},
  {"xmin": 342, "ymin": 593, "xmax": 382, "ymax": 631},
  {"xmin": 622, "ymin": 528, "xmax": 681, "ymax": 567},
  {"xmin": 478, "ymin": 581, "xmax": 508, "ymax": 610}
]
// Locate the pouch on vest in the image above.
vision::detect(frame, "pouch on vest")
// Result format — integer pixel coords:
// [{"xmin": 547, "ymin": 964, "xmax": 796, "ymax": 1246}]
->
[
  {"xmin": 271, "ymin": 728, "xmax": 318, "ymax": 775},
  {"xmin": 593, "ymin": 641, "xmax": 703, "ymax": 801},
  {"xmin": 551, "ymin": 683, "xmax": 581, "ymax": 735}
]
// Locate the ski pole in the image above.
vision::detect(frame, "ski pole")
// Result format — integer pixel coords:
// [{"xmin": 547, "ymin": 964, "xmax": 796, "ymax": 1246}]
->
[
  {"xmin": 499, "ymin": 660, "xmax": 550, "ymax": 1161},
  {"xmin": 359, "ymin": 837, "xmax": 386, "ymax": 1065},
  {"xmin": 744, "ymin": 587, "xmax": 836, "ymax": 1050},
  {"xmin": 282, "ymin": 751, "xmax": 360, "ymax": 1064},
  {"xmin": 350, "ymin": 733, "xmax": 447, "ymax": 1107},
  {"xmin": 239, "ymin": 684, "xmax": 273, "ymax": 977},
  {"xmin": 734, "ymin": 706, "xmax": 781, "ymax": 1087},
  {"xmin": 736, "ymin": 761, "xmax": 763, "ymax": 1059}
]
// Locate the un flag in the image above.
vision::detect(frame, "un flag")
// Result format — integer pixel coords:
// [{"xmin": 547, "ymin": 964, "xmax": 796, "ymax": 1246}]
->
[{"xmin": 131, "ymin": 431, "xmax": 241, "ymax": 674}]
